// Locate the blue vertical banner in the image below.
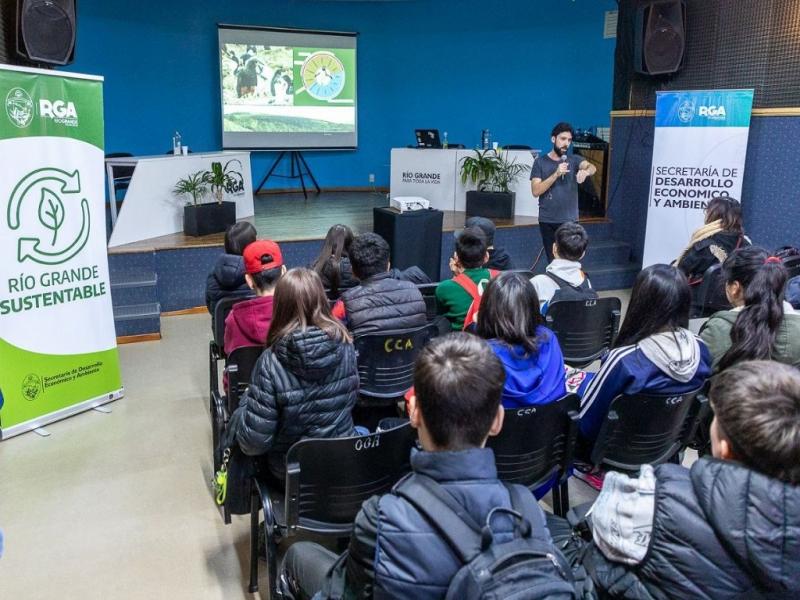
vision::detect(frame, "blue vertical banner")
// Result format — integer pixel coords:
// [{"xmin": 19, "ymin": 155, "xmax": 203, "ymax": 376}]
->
[{"xmin": 642, "ymin": 89, "xmax": 754, "ymax": 267}]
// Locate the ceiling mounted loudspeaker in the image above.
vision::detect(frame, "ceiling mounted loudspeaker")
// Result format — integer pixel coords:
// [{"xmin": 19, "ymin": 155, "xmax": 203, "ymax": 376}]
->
[
  {"xmin": 17, "ymin": 0, "xmax": 76, "ymax": 65},
  {"xmin": 634, "ymin": 0, "xmax": 686, "ymax": 76}
]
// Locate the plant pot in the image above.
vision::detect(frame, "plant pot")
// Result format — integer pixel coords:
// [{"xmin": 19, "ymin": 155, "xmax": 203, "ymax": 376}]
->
[
  {"xmin": 466, "ymin": 190, "xmax": 516, "ymax": 219},
  {"xmin": 183, "ymin": 201, "xmax": 237, "ymax": 237}
]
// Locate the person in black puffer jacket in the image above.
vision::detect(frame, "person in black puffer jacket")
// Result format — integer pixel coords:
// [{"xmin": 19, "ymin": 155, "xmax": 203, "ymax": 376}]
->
[
  {"xmin": 582, "ymin": 360, "xmax": 800, "ymax": 600},
  {"xmin": 224, "ymin": 267, "xmax": 359, "ymax": 478},
  {"xmin": 206, "ymin": 222, "xmax": 257, "ymax": 313},
  {"xmin": 332, "ymin": 232, "xmax": 427, "ymax": 336}
]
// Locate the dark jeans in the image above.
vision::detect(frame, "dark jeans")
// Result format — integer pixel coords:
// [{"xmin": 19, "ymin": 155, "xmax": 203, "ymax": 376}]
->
[
  {"xmin": 281, "ymin": 541, "xmax": 340, "ymax": 600},
  {"xmin": 539, "ymin": 221, "xmax": 563, "ymax": 264}
]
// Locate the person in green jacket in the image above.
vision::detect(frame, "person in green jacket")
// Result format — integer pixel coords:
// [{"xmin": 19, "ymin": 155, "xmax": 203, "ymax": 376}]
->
[
  {"xmin": 435, "ymin": 228, "xmax": 493, "ymax": 330},
  {"xmin": 700, "ymin": 246, "xmax": 800, "ymax": 371}
]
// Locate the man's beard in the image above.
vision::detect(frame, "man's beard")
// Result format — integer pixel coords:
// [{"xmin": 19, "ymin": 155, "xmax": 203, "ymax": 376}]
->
[{"xmin": 553, "ymin": 143, "xmax": 567, "ymax": 156}]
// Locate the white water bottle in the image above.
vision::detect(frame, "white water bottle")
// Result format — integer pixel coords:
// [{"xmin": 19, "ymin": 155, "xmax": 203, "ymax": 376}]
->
[{"xmin": 173, "ymin": 131, "xmax": 182, "ymax": 155}]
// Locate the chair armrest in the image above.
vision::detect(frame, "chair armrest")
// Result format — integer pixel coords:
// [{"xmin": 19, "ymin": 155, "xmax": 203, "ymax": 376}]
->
[
  {"xmin": 682, "ymin": 392, "xmax": 710, "ymax": 448},
  {"xmin": 210, "ymin": 339, "xmax": 221, "ymax": 362},
  {"xmin": 285, "ymin": 461, "xmax": 301, "ymax": 532},
  {"xmin": 561, "ymin": 410, "xmax": 580, "ymax": 483},
  {"xmin": 610, "ymin": 309, "xmax": 622, "ymax": 343},
  {"xmin": 590, "ymin": 409, "xmax": 619, "ymax": 467}
]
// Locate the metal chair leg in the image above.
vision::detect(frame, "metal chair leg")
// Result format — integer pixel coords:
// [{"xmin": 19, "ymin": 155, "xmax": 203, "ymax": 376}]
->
[
  {"xmin": 248, "ymin": 487, "xmax": 259, "ymax": 593},
  {"xmin": 552, "ymin": 483, "xmax": 563, "ymax": 517},
  {"xmin": 558, "ymin": 481, "xmax": 571, "ymax": 518}
]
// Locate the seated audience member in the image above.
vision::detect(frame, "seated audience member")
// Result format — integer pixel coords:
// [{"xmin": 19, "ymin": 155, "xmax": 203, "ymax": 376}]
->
[
  {"xmin": 788, "ymin": 275, "xmax": 800, "ymax": 310},
  {"xmin": 674, "ymin": 196, "xmax": 750, "ymax": 282},
  {"xmin": 476, "ymin": 271, "xmax": 566, "ymax": 408},
  {"xmin": 700, "ymin": 246, "xmax": 800, "ymax": 371},
  {"xmin": 311, "ymin": 224, "xmax": 357, "ymax": 297},
  {"xmin": 223, "ymin": 268, "xmax": 359, "ymax": 478},
  {"xmin": 223, "ymin": 240, "xmax": 285, "ymax": 355},
  {"xmin": 280, "ymin": 333, "xmax": 567, "ymax": 599},
  {"xmin": 583, "ymin": 360, "xmax": 800, "ymax": 599},
  {"xmin": 332, "ymin": 233, "xmax": 427, "ymax": 335},
  {"xmin": 205, "ymin": 222, "xmax": 257, "ymax": 313},
  {"xmin": 578, "ymin": 265, "xmax": 711, "ymax": 459},
  {"xmin": 457, "ymin": 216, "xmax": 513, "ymax": 270},
  {"xmin": 436, "ymin": 228, "xmax": 494, "ymax": 330},
  {"xmin": 530, "ymin": 221, "xmax": 596, "ymax": 313}
]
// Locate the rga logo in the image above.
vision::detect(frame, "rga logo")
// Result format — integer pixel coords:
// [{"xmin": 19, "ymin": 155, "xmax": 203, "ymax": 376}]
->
[
  {"xmin": 5, "ymin": 87, "xmax": 34, "ymax": 128},
  {"xmin": 40, "ymin": 98, "xmax": 79, "ymax": 127},
  {"xmin": 698, "ymin": 105, "xmax": 727, "ymax": 120},
  {"xmin": 222, "ymin": 159, "xmax": 246, "ymax": 195},
  {"xmin": 677, "ymin": 100, "xmax": 695, "ymax": 123}
]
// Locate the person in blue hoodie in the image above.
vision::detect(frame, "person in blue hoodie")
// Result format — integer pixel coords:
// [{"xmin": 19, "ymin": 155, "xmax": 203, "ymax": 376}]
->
[
  {"xmin": 578, "ymin": 265, "xmax": 712, "ymax": 476},
  {"xmin": 205, "ymin": 222, "xmax": 257, "ymax": 315},
  {"xmin": 476, "ymin": 271, "xmax": 567, "ymax": 409}
]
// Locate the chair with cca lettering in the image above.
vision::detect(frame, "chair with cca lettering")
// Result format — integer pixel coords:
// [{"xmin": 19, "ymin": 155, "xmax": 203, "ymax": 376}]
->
[
  {"xmin": 248, "ymin": 422, "xmax": 417, "ymax": 595},
  {"xmin": 545, "ymin": 297, "xmax": 622, "ymax": 368},
  {"xmin": 590, "ymin": 387, "xmax": 708, "ymax": 472},
  {"xmin": 353, "ymin": 323, "xmax": 434, "ymax": 407},
  {"xmin": 487, "ymin": 393, "xmax": 579, "ymax": 516}
]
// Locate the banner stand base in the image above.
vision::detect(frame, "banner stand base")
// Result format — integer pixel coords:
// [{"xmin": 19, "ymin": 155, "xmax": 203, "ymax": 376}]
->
[
  {"xmin": 33, "ymin": 427, "xmax": 51, "ymax": 437},
  {"xmin": 1, "ymin": 388, "xmax": 124, "ymax": 441}
]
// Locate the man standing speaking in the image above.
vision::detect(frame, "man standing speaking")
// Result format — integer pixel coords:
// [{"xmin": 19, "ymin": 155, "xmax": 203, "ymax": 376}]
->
[{"xmin": 530, "ymin": 122, "xmax": 596, "ymax": 262}]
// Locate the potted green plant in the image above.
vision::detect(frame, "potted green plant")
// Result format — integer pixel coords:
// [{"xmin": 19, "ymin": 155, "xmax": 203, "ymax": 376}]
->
[
  {"xmin": 173, "ymin": 162, "xmax": 238, "ymax": 237},
  {"xmin": 459, "ymin": 149, "xmax": 528, "ymax": 219}
]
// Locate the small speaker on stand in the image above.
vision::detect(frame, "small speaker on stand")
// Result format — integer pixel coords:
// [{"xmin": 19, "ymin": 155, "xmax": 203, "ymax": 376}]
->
[
  {"xmin": 16, "ymin": 0, "xmax": 76, "ymax": 66},
  {"xmin": 634, "ymin": 0, "xmax": 686, "ymax": 76}
]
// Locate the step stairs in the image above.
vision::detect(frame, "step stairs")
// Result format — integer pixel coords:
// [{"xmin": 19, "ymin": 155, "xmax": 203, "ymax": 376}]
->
[{"xmin": 108, "ymin": 252, "xmax": 161, "ymax": 339}]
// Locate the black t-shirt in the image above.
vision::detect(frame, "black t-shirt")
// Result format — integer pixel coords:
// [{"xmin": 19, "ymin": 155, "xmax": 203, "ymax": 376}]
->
[{"xmin": 530, "ymin": 153, "xmax": 583, "ymax": 223}]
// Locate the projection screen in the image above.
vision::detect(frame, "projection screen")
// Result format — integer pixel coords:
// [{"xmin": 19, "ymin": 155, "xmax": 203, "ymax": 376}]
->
[{"xmin": 218, "ymin": 24, "xmax": 358, "ymax": 150}]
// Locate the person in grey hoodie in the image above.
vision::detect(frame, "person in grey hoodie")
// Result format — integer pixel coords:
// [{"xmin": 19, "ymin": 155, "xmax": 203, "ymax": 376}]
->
[
  {"xmin": 578, "ymin": 265, "xmax": 712, "ymax": 452},
  {"xmin": 582, "ymin": 360, "xmax": 800, "ymax": 599},
  {"xmin": 531, "ymin": 222, "xmax": 596, "ymax": 314}
]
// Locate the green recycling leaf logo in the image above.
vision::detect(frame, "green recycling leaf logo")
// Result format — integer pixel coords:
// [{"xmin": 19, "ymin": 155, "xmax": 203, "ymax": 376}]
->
[{"xmin": 7, "ymin": 167, "xmax": 91, "ymax": 265}]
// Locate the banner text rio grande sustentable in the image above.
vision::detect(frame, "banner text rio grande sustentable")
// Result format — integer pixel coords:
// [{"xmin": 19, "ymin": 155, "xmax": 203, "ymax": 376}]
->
[
  {"xmin": 642, "ymin": 89, "xmax": 754, "ymax": 267},
  {"xmin": 0, "ymin": 65, "xmax": 122, "ymax": 439}
]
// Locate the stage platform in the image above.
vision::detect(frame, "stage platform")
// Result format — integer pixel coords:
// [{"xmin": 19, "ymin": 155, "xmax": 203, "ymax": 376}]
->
[
  {"xmin": 106, "ymin": 191, "xmax": 639, "ymax": 340},
  {"xmin": 108, "ymin": 191, "xmax": 539, "ymax": 253}
]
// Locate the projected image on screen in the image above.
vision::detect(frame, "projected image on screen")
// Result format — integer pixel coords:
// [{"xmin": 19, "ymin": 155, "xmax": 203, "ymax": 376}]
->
[{"xmin": 218, "ymin": 26, "xmax": 358, "ymax": 150}]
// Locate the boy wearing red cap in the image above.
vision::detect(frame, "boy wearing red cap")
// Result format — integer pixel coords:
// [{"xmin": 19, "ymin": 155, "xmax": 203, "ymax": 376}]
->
[{"xmin": 223, "ymin": 240, "xmax": 285, "ymax": 355}]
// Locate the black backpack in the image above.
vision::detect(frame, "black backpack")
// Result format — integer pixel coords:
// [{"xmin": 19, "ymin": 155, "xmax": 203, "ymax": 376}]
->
[
  {"xmin": 545, "ymin": 272, "xmax": 597, "ymax": 305},
  {"xmin": 394, "ymin": 474, "xmax": 578, "ymax": 600}
]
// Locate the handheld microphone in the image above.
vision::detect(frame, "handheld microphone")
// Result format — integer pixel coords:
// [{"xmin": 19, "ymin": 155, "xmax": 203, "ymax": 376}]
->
[{"xmin": 560, "ymin": 154, "xmax": 568, "ymax": 180}]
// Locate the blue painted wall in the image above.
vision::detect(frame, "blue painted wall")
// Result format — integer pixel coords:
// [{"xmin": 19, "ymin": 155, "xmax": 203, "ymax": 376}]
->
[
  {"xmin": 66, "ymin": 0, "xmax": 616, "ymax": 189},
  {"xmin": 608, "ymin": 115, "xmax": 800, "ymax": 260}
]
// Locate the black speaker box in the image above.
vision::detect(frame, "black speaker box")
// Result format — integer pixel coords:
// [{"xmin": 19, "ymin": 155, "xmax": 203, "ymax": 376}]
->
[
  {"xmin": 373, "ymin": 207, "xmax": 444, "ymax": 281},
  {"xmin": 16, "ymin": 0, "xmax": 76, "ymax": 65},
  {"xmin": 634, "ymin": 0, "xmax": 686, "ymax": 76}
]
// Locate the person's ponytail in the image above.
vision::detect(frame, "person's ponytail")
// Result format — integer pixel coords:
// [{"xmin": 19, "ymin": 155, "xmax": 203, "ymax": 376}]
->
[{"xmin": 718, "ymin": 248, "xmax": 787, "ymax": 371}]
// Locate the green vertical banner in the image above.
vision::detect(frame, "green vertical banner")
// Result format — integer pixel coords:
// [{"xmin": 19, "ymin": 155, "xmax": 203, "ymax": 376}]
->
[{"xmin": 0, "ymin": 65, "xmax": 123, "ymax": 439}]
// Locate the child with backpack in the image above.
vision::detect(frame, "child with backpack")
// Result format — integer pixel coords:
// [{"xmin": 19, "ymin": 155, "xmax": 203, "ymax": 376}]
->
[
  {"xmin": 582, "ymin": 360, "xmax": 800, "ymax": 599},
  {"xmin": 531, "ymin": 222, "xmax": 596, "ymax": 314},
  {"xmin": 436, "ymin": 228, "xmax": 498, "ymax": 330},
  {"xmin": 279, "ymin": 333, "xmax": 579, "ymax": 600}
]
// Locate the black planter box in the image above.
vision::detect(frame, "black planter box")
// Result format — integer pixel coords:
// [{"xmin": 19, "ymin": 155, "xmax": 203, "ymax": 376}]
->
[
  {"xmin": 466, "ymin": 190, "xmax": 515, "ymax": 219},
  {"xmin": 183, "ymin": 201, "xmax": 237, "ymax": 237}
]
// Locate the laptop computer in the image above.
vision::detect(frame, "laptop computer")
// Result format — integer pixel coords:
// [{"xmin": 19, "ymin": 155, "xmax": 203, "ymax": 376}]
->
[{"xmin": 415, "ymin": 129, "xmax": 441, "ymax": 148}]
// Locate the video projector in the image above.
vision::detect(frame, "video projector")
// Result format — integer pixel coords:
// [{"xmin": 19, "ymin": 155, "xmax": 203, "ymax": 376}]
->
[{"xmin": 390, "ymin": 196, "xmax": 430, "ymax": 212}]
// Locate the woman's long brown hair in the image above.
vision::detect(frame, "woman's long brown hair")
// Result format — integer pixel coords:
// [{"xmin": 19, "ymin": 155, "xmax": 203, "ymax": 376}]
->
[{"xmin": 266, "ymin": 267, "xmax": 352, "ymax": 347}]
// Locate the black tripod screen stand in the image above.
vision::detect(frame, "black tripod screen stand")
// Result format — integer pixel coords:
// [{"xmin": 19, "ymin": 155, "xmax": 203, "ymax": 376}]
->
[{"xmin": 255, "ymin": 151, "xmax": 321, "ymax": 199}]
